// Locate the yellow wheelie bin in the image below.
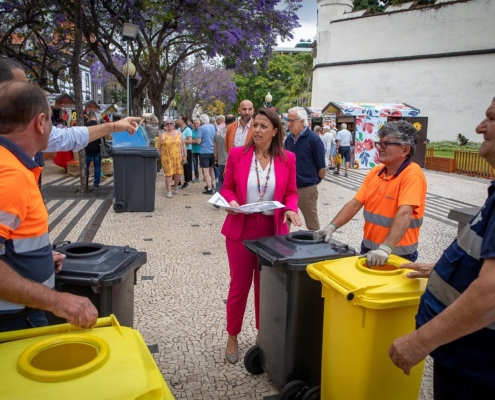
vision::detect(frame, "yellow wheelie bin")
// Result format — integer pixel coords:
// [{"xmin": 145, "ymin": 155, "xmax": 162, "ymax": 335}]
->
[
  {"xmin": 306, "ymin": 255, "xmax": 427, "ymax": 400},
  {"xmin": 0, "ymin": 315, "xmax": 174, "ymax": 399}
]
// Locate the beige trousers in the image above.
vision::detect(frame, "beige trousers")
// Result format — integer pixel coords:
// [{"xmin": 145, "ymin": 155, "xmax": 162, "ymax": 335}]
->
[{"xmin": 297, "ymin": 185, "xmax": 320, "ymax": 231}]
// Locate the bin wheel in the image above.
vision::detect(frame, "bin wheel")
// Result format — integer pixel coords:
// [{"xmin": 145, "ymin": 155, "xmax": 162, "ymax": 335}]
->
[
  {"xmin": 244, "ymin": 345, "xmax": 263, "ymax": 375},
  {"xmin": 301, "ymin": 386, "xmax": 320, "ymax": 400},
  {"xmin": 279, "ymin": 380, "xmax": 308, "ymax": 400},
  {"xmin": 113, "ymin": 201, "xmax": 125, "ymax": 213}
]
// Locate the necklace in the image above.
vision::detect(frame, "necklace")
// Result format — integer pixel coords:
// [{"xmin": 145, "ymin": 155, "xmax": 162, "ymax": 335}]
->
[{"xmin": 254, "ymin": 153, "xmax": 272, "ymax": 202}]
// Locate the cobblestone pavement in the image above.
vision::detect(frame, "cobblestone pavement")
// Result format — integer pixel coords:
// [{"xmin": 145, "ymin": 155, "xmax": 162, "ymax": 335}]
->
[{"xmin": 41, "ymin": 162, "xmax": 489, "ymax": 400}]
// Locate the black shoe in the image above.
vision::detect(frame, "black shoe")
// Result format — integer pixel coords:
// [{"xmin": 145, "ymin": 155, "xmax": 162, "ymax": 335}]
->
[
  {"xmin": 93, "ymin": 184, "xmax": 99, "ymax": 190},
  {"xmin": 345, "ymin": 173, "xmax": 348, "ymax": 177},
  {"xmin": 328, "ymin": 167, "xmax": 335, "ymax": 170},
  {"xmin": 181, "ymin": 183, "xmax": 190, "ymax": 189},
  {"xmin": 204, "ymin": 185, "xmax": 215, "ymax": 190},
  {"xmin": 203, "ymin": 188, "xmax": 214, "ymax": 195},
  {"xmin": 333, "ymin": 171, "xmax": 339, "ymax": 175}
]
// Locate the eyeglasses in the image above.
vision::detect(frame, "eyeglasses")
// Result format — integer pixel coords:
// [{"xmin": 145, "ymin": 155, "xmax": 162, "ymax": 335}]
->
[
  {"xmin": 375, "ymin": 141, "xmax": 402, "ymax": 150},
  {"xmin": 287, "ymin": 119, "xmax": 301, "ymax": 124},
  {"xmin": 166, "ymin": 123, "xmax": 174, "ymax": 125}
]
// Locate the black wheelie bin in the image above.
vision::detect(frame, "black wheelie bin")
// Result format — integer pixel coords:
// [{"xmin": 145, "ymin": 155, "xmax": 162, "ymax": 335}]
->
[
  {"xmin": 46, "ymin": 242, "xmax": 146, "ymax": 327},
  {"xmin": 243, "ymin": 230, "xmax": 355, "ymax": 400}
]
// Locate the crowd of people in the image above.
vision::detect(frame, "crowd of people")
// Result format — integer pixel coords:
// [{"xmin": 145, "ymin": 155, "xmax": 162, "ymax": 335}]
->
[{"xmin": 1, "ymin": 54, "xmax": 495, "ymax": 397}]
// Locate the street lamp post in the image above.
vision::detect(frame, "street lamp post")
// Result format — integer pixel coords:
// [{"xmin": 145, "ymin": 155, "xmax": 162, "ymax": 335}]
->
[
  {"xmin": 264, "ymin": 91, "xmax": 273, "ymax": 108},
  {"xmin": 170, "ymin": 100, "xmax": 177, "ymax": 120},
  {"xmin": 121, "ymin": 23, "xmax": 139, "ymax": 116}
]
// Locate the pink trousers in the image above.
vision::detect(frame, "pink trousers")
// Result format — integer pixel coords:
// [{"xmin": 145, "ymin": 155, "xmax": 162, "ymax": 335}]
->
[{"xmin": 225, "ymin": 214, "xmax": 275, "ymax": 336}]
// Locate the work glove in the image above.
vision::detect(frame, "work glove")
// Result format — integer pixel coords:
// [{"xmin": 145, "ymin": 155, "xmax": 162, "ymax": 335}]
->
[
  {"xmin": 366, "ymin": 244, "xmax": 393, "ymax": 266},
  {"xmin": 313, "ymin": 223, "xmax": 337, "ymax": 242}
]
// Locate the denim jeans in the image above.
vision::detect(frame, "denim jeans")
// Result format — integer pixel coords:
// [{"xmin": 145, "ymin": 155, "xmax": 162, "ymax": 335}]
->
[
  {"xmin": 86, "ymin": 153, "xmax": 102, "ymax": 185},
  {"xmin": 216, "ymin": 164, "xmax": 225, "ymax": 193},
  {"xmin": 0, "ymin": 309, "xmax": 49, "ymax": 333},
  {"xmin": 434, "ymin": 361, "xmax": 495, "ymax": 400}
]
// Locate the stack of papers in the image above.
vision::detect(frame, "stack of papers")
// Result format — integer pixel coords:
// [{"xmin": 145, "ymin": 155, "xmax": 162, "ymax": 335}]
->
[{"xmin": 208, "ymin": 192, "xmax": 285, "ymax": 214}]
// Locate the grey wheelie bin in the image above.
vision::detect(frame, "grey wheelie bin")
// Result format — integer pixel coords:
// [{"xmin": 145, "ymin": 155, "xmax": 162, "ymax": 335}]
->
[
  {"xmin": 243, "ymin": 231, "xmax": 355, "ymax": 399},
  {"xmin": 111, "ymin": 147, "xmax": 159, "ymax": 213},
  {"xmin": 46, "ymin": 242, "xmax": 146, "ymax": 327}
]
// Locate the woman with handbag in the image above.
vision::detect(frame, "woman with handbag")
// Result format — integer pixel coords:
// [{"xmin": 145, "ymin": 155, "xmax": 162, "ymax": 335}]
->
[
  {"xmin": 220, "ymin": 109, "xmax": 302, "ymax": 363},
  {"xmin": 158, "ymin": 118, "xmax": 187, "ymax": 198}
]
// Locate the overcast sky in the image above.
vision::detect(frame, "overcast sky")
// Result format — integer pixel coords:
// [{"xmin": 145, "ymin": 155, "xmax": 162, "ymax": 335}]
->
[{"xmin": 278, "ymin": 0, "xmax": 318, "ymax": 47}]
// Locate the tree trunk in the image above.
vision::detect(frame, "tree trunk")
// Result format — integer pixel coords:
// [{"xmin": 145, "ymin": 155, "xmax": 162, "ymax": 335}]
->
[{"xmin": 71, "ymin": 0, "xmax": 88, "ymax": 193}]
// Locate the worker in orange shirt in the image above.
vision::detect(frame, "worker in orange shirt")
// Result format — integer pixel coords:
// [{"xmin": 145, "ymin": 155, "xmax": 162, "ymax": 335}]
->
[{"xmin": 314, "ymin": 121, "xmax": 427, "ymax": 265}]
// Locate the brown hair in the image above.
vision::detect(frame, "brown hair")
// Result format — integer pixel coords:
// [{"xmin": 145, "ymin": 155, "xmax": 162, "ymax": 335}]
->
[
  {"xmin": 245, "ymin": 108, "xmax": 287, "ymax": 160},
  {"xmin": 0, "ymin": 81, "xmax": 50, "ymax": 135}
]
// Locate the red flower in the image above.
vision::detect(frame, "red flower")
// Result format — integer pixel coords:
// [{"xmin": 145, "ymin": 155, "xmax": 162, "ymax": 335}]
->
[
  {"xmin": 362, "ymin": 122, "xmax": 374, "ymax": 133},
  {"xmin": 356, "ymin": 116, "xmax": 365, "ymax": 126},
  {"xmin": 363, "ymin": 138, "xmax": 375, "ymax": 151},
  {"xmin": 355, "ymin": 141, "xmax": 365, "ymax": 154}
]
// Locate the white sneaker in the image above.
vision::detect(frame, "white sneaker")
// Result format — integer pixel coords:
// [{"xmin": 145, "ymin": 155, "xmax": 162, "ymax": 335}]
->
[
  {"xmin": 174, "ymin": 187, "xmax": 180, "ymax": 194},
  {"xmin": 166, "ymin": 192, "xmax": 172, "ymax": 198}
]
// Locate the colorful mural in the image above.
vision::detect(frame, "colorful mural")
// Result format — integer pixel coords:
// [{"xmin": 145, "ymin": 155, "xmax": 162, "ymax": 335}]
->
[{"xmin": 326, "ymin": 102, "xmax": 420, "ymax": 169}]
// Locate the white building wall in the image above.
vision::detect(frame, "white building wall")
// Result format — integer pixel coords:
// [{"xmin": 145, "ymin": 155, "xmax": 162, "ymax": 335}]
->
[{"xmin": 312, "ymin": 0, "xmax": 495, "ymax": 141}]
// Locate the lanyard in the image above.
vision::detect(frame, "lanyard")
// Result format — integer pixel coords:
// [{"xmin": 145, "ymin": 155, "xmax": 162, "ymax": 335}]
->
[{"xmin": 254, "ymin": 154, "xmax": 272, "ymax": 202}]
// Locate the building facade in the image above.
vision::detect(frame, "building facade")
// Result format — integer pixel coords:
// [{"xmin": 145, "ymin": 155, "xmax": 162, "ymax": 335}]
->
[{"xmin": 312, "ymin": 0, "xmax": 495, "ymax": 142}]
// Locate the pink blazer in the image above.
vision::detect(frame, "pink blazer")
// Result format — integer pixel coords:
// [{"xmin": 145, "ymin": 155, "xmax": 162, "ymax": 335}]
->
[{"xmin": 220, "ymin": 146, "xmax": 299, "ymax": 241}]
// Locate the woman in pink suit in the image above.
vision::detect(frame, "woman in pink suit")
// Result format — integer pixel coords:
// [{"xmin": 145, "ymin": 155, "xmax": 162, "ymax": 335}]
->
[{"xmin": 220, "ymin": 109, "xmax": 302, "ymax": 364}]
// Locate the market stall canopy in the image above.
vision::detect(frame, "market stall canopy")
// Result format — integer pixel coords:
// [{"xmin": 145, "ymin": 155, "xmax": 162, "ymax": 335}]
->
[
  {"xmin": 83, "ymin": 100, "xmax": 101, "ymax": 113},
  {"xmin": 47, "ymin": 93, "xmax": 75, "ymax": 109},
  {"xmin": 322, "ymin": 102, "xmax": 420, "ymax": 117},
  {"xmin": 304, "ymin": 106, "xmax": 324, "ymax": 117},
  {"xmin": 101, "ymin": 104, "xmax": 119, "ymax": 116}
]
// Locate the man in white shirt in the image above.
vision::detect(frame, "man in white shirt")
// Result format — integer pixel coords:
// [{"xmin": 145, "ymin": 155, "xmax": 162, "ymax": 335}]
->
[
  {"xmin": 334, "ymin": 123, "xmax": 353, "ymax": 177},
  {"xmin": 0, "ymin": 57, "xmax": 141, "ymax": 152},
  {"xmin": 323, "ymin": 126, "xmax": 336, "ymax": 170}
]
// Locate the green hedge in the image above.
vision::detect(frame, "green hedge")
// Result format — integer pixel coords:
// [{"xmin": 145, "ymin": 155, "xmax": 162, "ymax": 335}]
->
[{"xmin": 427, "ymin": 141, "xmax": 481, "ymax": 152}]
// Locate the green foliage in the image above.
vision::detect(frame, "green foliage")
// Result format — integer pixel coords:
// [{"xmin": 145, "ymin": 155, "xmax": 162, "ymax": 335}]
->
[
  {"xmin": 353, "ymin": 0, "xmax": 434, "ymax": 14},
  {"xmin": 457, "ymin": 133, "xmax": 469, "ymax": 146},
  {"xmin": 232, "ymin": 53, "xmax": 313, "ymax": 113},
  {"xmin": 427, "ymin": 141, "xmax": 481, "ymax": 152}
]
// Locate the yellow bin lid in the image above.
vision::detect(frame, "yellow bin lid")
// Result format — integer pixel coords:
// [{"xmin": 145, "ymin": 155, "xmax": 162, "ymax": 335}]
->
[{"xmin": 306, "ymin": 255, "xmax": 427, "ymax": 309}]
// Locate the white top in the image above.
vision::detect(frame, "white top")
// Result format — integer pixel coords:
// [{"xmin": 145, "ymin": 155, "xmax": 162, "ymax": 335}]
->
[
  {"xmin": 336, "ymin": 129, "xmax": 352, "ymax": 146},
  {"xmin": 323, "ymin": 131, "xmax": 335, "ymax": 147},
  {"xmin": 233, "ymin": 120, "xmax": 252, "ymax": 148},
  {"xmin": 246, "ymin": 153, "xmax": 276, "ymax": 215},
  {"xmin": 44, "ymin": 126, "xmax": 90, "ymax": 152}
]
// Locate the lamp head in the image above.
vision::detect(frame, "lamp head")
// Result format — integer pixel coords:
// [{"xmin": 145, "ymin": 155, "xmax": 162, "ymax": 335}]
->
[{"xmin": 122, "ymin": 22, "xmax": 139, "ymax": 40}]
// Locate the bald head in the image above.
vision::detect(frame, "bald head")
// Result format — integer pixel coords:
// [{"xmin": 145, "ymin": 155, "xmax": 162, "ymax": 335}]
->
[
  {"xmin": 238, "ymin": 99, "xmax": 254, "ymax": 125},
  {"xmin": 0, "ymin": 57, "xmax": 27, "ymax": 83}
]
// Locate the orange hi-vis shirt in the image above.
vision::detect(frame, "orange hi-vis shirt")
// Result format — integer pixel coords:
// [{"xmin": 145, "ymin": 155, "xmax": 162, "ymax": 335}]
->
[
  {"xmin": 354, "ymin": 159, "xmax": 427, "ymax": 256},
  {"xmin": 0, "ymin": 137, "xmax": 54, "ymax": 314}
]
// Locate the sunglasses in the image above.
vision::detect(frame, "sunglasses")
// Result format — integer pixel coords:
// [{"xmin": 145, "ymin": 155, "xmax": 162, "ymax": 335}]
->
[
  {"xmin": 375, "ymin": 141, "xmax": 402, "ymax": 150},
  {"xmin": 166, "ymin": 123, "xmax": 174, "ymax": 125}
]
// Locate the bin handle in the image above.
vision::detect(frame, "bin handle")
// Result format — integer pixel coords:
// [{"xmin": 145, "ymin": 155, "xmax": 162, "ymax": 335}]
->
[
  {"xmin": 244, "ymin": 244, "xmax": 281, "ymax": 269},
  {"xmin": 307, "ymin": 263, "xmax": 357, "ymax": 300},
  {"xmin": 0, "ymin": 315, "xmax": 122, "ymax": 343},
  {"xmin": 307, "ymin": 263, "xmax": 386, "ymax": 301}
]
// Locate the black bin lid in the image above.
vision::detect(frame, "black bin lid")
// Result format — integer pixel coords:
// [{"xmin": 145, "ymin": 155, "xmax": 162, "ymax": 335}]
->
[
  {"xmin": 54, "ymin": 242, "xmax": 146, "ymax": 287},
  {"xmin": 111, "ymin": 147, "xmax": 159, "ymax": 157},
  {"xmin": 244, "ymin": 230, "xmax": 356, "ymax": 271}
]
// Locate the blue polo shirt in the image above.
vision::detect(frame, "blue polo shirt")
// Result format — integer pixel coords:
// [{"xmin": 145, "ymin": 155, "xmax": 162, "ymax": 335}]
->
[
  {"xmin": 197, "ymin": 124, "xmax": 215, "ymax": 154},
  {"xmin": 285, "ymin": 127, "xmax": 326, "ymax": 188}
]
